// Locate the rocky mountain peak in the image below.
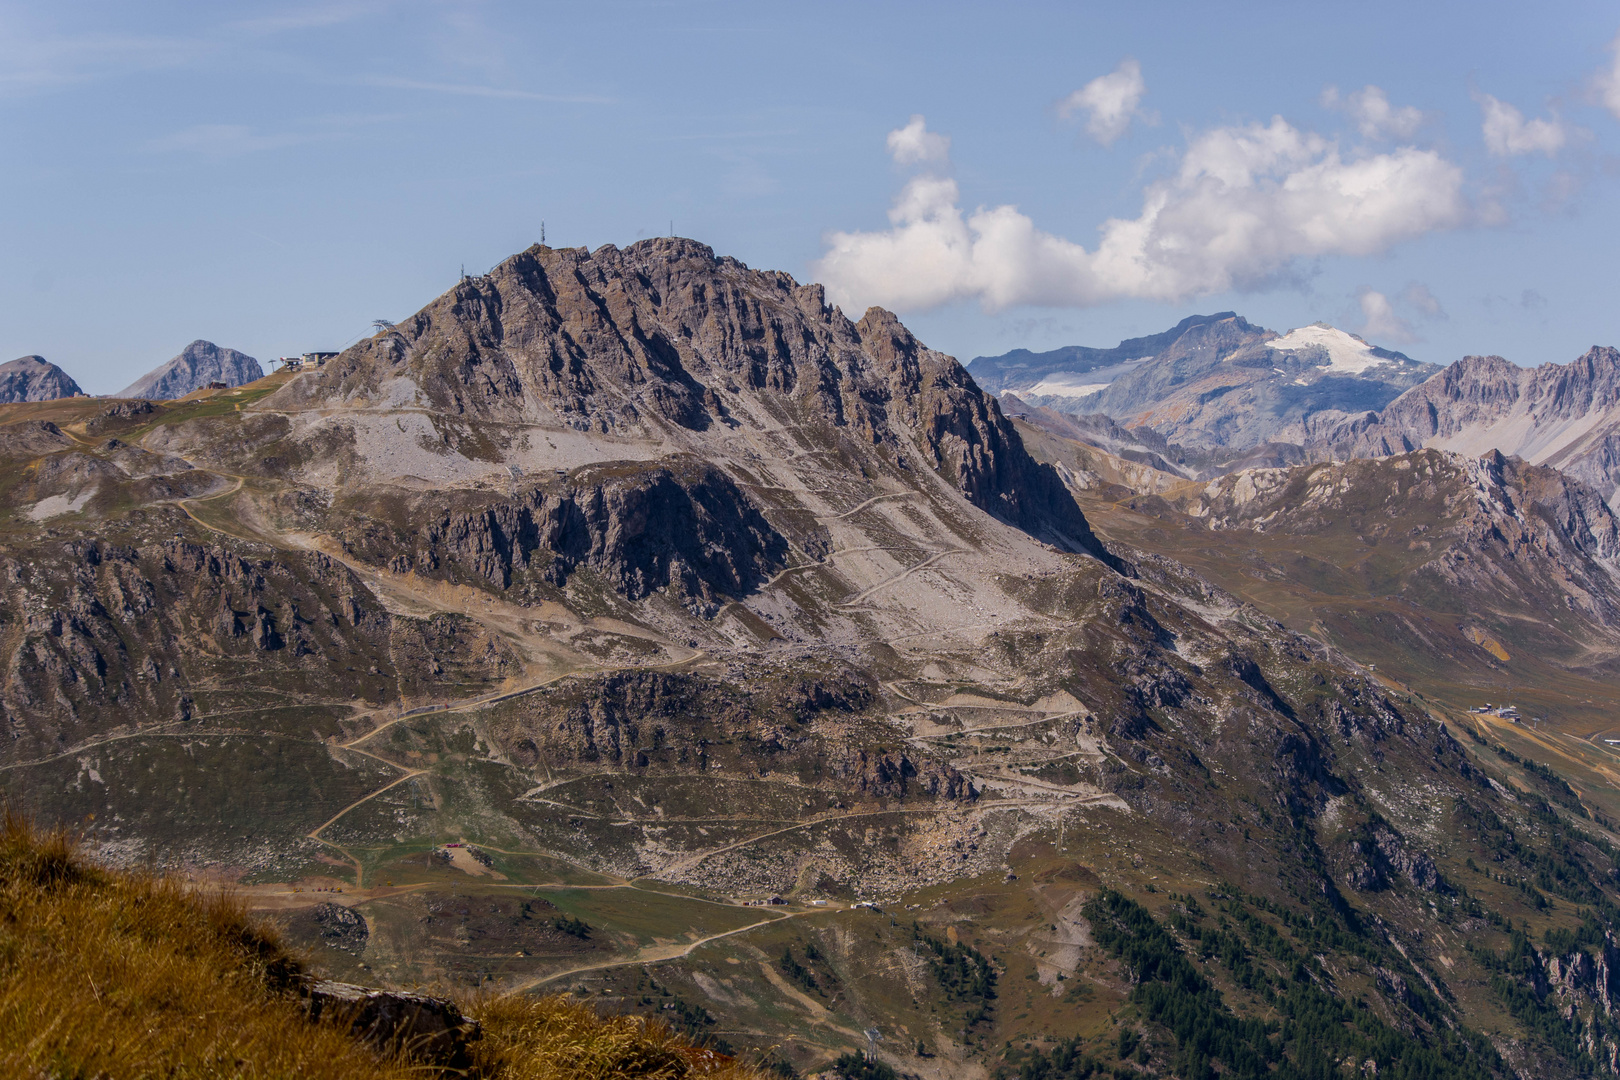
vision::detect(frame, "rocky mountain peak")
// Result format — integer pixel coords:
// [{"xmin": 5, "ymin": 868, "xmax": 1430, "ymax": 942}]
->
[
  {"xmin": 0, "ymin": 355, "xmax": 83, "ymax": 403},
  {"xmin": 257, "ymin": 241, "xmax": 1118, "ymax": 563},
  {"xmin": 117, "ymin": 340, "xmax": 263, "ymax": 401}
]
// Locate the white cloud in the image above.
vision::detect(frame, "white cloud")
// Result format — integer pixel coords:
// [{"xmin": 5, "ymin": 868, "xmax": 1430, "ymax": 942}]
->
[
  {"xmin": 1597, "ymin": 32, "xmax": 1620, "ymax": 119},
  {"xmin": 817, "ymin": 116, "xmax": 1468, "ymax": 313},
  {"xmin": 1322, "ymin": 85, "xmax": 1423, "ymax": 140},
  {"xmin": 1357, "ymin": 289, "xmax": 1416, "ymax": 344},
  {"xmin": 1478, "ymin": 93, "xmax": 1567, "ymax": 156},
  {"xmin": 886, "ymin": 114, "xmax": 950, "ymax": 166},
  {"xmin": 1058, "ymin": 58, "xmax": 1147, "ymax": 145},
  {"xmin": 1400, "ymin": 282, "xmax": 1446, "ymax": 319}
]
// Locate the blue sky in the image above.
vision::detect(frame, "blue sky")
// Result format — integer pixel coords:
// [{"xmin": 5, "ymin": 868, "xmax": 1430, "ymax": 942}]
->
[{"xmin": 3, "ymin": 1, "xmax": 1618, "ymax": 392}]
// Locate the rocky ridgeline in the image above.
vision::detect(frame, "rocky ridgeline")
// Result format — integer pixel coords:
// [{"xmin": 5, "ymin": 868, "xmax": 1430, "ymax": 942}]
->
[
  {"xmin": 974, "ymin": 314, "xmax": 1432, "ymax": 454},
  {"xmin": 274, "ymin": 238, "xmax": 1115, "ymax": 564},
  {"xmin": 1312, "ymin": 346, "xmax": 1620, "ymax": 505},
  {"xmin": 1178, "ymin": 448, "xmax": 1620, "ymax": 631}
]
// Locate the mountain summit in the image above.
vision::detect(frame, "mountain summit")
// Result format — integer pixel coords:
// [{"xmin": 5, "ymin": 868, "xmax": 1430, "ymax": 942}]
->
[
  {"xmin": 0, "ymin": 355, "xmax": 83, "ymax": 403},
  {"xmin": 117, "ymin": 340, "xmax": 263, "ymax": 400}
]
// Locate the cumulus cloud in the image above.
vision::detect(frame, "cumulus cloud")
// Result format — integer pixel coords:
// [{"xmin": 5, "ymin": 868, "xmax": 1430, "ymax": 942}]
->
[
  {"xmin": 1322, "ymin": 85, "xmax": 1423, "ymax": 140},
  {"xmin": 1357, "ymin": 289, "xmax": 1416, "ymax": 344},
  {"xmin": 1058, "ymin": 58, "xmax": 1147, "ymax": 145},
  {"xmin": 1597, "ymin": 32, "xmax": 1620, "ymax": 119},
  {"xmin": 816, "ymin": 116, "xmax": 1469, "ymax": 313},
  {"xmin": 1477, "ymin": 93, "xmax": 1568, "ymax": 156},
  {"xmin": 886, "ymin": 114, "xmax": 950, "ymax": 166}
]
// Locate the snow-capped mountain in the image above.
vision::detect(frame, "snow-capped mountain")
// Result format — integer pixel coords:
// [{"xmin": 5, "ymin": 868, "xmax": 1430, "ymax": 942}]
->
[{"xmin": 970, "ymin": 316, "xmax": 1434, "ymax": 451}]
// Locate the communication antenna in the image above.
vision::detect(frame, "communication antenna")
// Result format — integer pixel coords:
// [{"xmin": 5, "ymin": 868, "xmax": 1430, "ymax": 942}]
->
[
  {"xmin": 541, "ymin": 221, "xmax": 546, "ymax": 245},
  {"xmin": 460, "ymin": 263, "xmax": 466, "ymax": 281},
  {"xmin": 669, "ymin": 219, "xmax": 674, "ymax": 237}
]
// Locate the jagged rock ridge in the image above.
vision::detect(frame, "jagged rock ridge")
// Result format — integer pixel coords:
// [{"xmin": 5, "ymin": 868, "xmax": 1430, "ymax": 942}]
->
[
  {"xmin": 1310, "ymin": 346, "xmax": 1620, "ymax": 508},
  {"xmin": 266, "ymin": 238, "xmax": 1115, "ymax": 564}
]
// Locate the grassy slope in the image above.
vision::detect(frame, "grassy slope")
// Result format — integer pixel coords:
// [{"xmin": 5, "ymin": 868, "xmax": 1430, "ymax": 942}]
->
[{"xmin": 0, "ymin": 812, "xmax": 769, "ymax": 1079}]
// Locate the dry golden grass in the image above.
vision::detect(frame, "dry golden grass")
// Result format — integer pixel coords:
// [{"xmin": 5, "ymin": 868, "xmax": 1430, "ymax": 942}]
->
[
  {"xmin": 0, "ymin": 811, "xmax": 414, "ymax": 1079},
  {"xmin": 0, "ymin": 812, "xmax": 776, "ymax": 1079},
  {"xmin": 468, "ymin": 995, "xmax": 767, "ymax": 1080}
]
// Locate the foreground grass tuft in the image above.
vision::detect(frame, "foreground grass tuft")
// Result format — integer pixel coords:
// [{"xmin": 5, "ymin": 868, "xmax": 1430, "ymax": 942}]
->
[
  {"xmin": 0, "ymin": 810, "xmax": 404, "ymax": 1078},
  {"xmin": 0, "ymin": 812, "xmax": 771, "ymax": 1078},
  {"xmin": 471, "ymin": 995, "xmax": 762, "ymax": 1080}
]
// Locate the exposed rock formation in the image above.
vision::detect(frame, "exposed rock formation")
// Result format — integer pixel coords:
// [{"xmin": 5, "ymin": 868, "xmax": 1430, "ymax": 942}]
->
[
  {"xmin": 338, "ymin": 459, "xmax": 795, "ymax": 616},
  {"xmin": 302, "ymin": 978, "xmax": 478, "ymax": 1068},
  {"xmin": 1311, "ymin": 346, "xmax": 1620, "ymax": 508},
  {"xmin": 117, "ymin": 340, "xmax": 263, "ymax": 400},
  {"xmin": 256, "ymin": 238, "xmax": 1115, "ymax": 564},
  {"xmin": 0, "ymin": 355, "xmax": 83, "ymax": 403}
]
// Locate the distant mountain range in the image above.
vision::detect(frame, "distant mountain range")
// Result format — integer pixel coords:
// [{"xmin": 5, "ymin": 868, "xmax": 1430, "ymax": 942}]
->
[
  {"xmin": 978, "ymin": 316, "xmax": 1620, "ymax": 509},
  {"xmin": 116, "ymin": 340, "xmax": 263, "ymax": 400},
  {"xmin": 970, "ymin": 314, "xmax": 1435, "ymax": 451},
  {"xmin": 0, "ymin": 341, "xmax": 262, "ymax": 403},
  {"xmin": 1311, "ymin": 347, "xmax": 1620, "ymax": 507}
]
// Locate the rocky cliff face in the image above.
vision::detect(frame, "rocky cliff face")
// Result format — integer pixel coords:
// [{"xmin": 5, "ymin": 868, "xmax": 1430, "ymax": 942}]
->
[
  {"xmin": 336, "ymin": 458, "xmax": 796, "ymax": 617},
  {"xmin": 117, "ymin": 340, "xmax": 263, "ymax": 400},
  {"xmin": 852, "ymin": 308, "xmax": 1118, "ymax": 562},
  {"xmin": 0, "ymin": 356, "xmax": 83, "ymax": 403}
]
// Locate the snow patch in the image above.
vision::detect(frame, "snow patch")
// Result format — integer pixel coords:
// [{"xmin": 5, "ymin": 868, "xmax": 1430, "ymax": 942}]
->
[
  {"xmin": 1269, "ymin": 324, "xmax": 1389, "ymax": 375},
  {"xmin": 1022, "ymin": 380, "xmax": 1111, "ymax": 398}
]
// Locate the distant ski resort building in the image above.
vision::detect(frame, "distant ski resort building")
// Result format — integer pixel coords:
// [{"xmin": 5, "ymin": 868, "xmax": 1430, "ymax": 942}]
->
[{"xmin": 276, "ymin": 351, "xmax": 339, "ymax": 372}]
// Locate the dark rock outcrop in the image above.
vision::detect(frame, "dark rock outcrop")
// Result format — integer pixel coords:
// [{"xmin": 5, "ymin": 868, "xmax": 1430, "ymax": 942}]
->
[
  {"xmin": 310, "ymin": 902, "xmax": 369, "ymax": 954},
  {"xmin": 302, "ymin": 979, "xmax": 479, "ymax": 1068},
  {"xmin": 0, "ymin": 356, "xmax": 83, "ymax": 403},
  {"xmin": 339, "ymin": 459, "xmax": 794, "ymax": 615},
  {"xmin": 116, "ymin": 340, "xmax": 263, "ymax": 400}
]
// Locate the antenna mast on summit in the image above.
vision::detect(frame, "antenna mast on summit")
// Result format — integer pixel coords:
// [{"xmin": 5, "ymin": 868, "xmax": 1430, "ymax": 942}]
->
[{"xmin": 541, "ymin": 221, "xmax": 546, "ymax": 245}]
